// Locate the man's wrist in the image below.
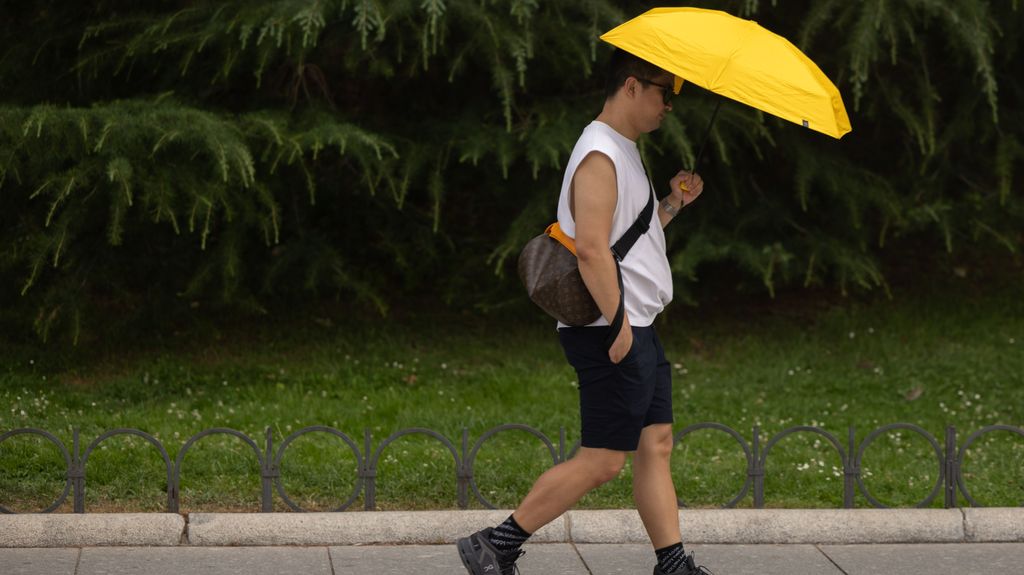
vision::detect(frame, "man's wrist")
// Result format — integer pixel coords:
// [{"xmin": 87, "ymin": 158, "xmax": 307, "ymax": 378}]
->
[{"xmin": 660, "ymin": 197, "xmax": 681, "ymax": 217}]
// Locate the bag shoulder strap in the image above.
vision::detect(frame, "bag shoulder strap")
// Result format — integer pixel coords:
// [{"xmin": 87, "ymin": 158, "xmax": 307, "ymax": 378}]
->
[
  {"xmin": 606, "ymin": 158, "xmax": 656, "ymax": 349},
  {"xmin": 610, "ymin": 185, "xmax": 655, "ymax": 262}
]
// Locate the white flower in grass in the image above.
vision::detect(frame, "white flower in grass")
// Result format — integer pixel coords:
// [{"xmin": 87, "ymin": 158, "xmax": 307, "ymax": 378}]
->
[{"xmin": 849, "ymin": 332, "xmax": 856, "ymax": 339}]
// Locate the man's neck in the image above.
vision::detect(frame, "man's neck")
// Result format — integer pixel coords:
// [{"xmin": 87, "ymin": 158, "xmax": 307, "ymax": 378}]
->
[{"xmin": 596, "ymin": 106, "xmax": 640, "ymax": 141}]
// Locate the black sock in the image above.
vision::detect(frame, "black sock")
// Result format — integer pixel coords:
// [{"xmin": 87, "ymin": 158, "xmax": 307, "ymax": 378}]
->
[
  {"xmin": 488, "ymin": 514, "xmax": 531, "ymax": 554},
  {"xmin": 656, "ymin": 542, "xmax": 686, "ymax": 573}
]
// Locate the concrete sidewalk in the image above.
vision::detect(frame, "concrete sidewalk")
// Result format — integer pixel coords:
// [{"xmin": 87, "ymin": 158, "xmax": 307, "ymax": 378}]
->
[{"xmin": 5, "ymin": 543, "xmax": 1024, "ymax": 575}]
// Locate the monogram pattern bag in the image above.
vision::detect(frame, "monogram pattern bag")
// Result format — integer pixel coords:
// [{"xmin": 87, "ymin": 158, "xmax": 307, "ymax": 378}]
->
[
  {"xmin": 517, "ymin": 223, "xmax": 602, "ymax": 326},
  {"xmin": 518, "ymin": 180, "xmax": 655, "ymax": 344}
]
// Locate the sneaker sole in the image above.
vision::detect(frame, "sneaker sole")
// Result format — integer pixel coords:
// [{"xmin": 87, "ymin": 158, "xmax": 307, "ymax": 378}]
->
[{"xmin": 456, "ymin": 536, "xmax": 483, "ymax": 575}]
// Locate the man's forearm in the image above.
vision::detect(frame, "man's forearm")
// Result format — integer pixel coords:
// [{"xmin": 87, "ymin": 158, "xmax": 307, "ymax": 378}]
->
[{"xmin": 578, "ymin": 250, "xmax": 624, "ymax": 323}]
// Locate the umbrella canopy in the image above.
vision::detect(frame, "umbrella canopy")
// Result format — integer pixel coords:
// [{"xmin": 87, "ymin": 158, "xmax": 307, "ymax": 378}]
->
[{"xmin": 601, "ymin": 7, "xmax": 851, "ymax": 139}]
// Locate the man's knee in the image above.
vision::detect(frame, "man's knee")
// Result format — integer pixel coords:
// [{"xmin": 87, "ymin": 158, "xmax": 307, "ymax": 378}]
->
[
  {"xmin": 639, "ymin": 425, "xmax": 674, "ymax": 460},
  {"xmin": 579, "ymin": 449, "xmax": 628, "ymax": 485}
]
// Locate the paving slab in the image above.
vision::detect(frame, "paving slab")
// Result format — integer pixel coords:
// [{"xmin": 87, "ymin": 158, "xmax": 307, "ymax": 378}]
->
[
  {"xmin": 821, "ymin": 543, "xmax": 1024, "ymax": 575},
  {"xmin": 189, "ymin": 511, "xmax": 567, "ymax": 545},
  {"xmin": 330, "ymin": 543, "xmax": 588, "ymax": 575},
  {"xmin": 77, "ymin": 546, "xmax": 332, "ymax": 575},
  {"xmin": 575, "ymin": 543, "xmax": 844, "ymax": 575},
  {"xmin": 0, "ymin": 548, "xmax": 79, "ymax": 575}
]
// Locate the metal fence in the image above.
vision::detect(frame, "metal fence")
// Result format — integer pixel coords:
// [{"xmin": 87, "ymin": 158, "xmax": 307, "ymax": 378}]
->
[{"xmin": 1, "ymin": 422, "xmax": 1022, "ymax": 514}]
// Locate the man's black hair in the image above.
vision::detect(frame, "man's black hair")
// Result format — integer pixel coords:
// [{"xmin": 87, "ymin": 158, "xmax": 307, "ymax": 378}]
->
[{"xmin": 604, "ymin": 48, "xmax": 670, "ymax": 100}]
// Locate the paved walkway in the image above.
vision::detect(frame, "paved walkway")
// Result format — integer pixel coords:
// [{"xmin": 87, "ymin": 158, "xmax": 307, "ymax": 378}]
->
[{"xmin": 5, "ymin": 543, "xmax": 1024, "ymax": 575}]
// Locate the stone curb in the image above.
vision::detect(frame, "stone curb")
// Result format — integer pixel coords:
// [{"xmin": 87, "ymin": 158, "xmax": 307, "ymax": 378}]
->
[
  {"xmin": 0, "ymin": 513, "xmax": 184, "ymax": 547},
  {"xmin": 188, "ymin": 511, "xmax": 567, "ymax": 546},
  {"xmin": 1, "ymin": 509, "xmax": 1022, "ymax": 548}
]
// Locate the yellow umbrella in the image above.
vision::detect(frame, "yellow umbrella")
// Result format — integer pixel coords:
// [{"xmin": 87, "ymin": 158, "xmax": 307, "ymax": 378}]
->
[{"xmin": 601, "ymin": 7, "xmax": 851, "ymax": 156}]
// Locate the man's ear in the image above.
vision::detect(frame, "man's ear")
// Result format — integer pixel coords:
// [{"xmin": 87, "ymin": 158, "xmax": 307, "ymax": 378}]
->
[{"xmin": 624, "ymin": 76, "xmax": 638, "ymax": 98}]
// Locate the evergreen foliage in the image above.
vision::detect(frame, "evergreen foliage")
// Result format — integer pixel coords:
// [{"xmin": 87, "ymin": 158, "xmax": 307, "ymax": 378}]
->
[{"xmin": 1, "ymin": 0, "xmax": 1021, "ymax": 342}]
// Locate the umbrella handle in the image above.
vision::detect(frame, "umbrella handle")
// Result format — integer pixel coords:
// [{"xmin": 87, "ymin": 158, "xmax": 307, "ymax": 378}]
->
[{"xmin": 688, "ymin": 100, "xmax": 722, "ymax": 179}]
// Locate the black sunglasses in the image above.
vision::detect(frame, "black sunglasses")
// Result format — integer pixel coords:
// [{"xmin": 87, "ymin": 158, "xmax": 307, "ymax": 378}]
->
[{"xmin": 637, "ymin": 78, "xmax": 674, "ymax": 105}]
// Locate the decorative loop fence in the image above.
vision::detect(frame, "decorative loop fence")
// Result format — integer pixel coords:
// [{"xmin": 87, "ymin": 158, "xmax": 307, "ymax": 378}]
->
[{"xmin": 1, "ymin": 423, "xmax": 1022, "ymax": 514}]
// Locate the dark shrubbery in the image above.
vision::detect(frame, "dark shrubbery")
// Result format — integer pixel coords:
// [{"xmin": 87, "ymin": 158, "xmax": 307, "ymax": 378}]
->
[{"xmin": 1, "ymin": 1, "xmax": 1021, "ymax": 342}]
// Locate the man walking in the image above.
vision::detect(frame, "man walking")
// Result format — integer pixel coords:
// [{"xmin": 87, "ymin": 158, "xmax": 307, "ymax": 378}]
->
[{"xmin": 458, "ymin": 49, "xmax": 709, "ymax": 575}]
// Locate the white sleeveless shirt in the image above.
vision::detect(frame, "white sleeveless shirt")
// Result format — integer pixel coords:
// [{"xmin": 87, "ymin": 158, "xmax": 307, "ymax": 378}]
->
[{"xmin": 556, "ymin": 121, "xmax": 673, "ymax": 328}]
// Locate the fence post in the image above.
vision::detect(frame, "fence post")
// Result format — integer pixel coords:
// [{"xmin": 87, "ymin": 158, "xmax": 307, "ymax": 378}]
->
[
  {"xmin": 260, "ymin": 427, "xmax": 277, "ymax": 512},
  {"xmin": 457, "ymin": 428, "xmax": 470, "ymax": 509},
  {"xmin": 844, "ymin": 427, "xmax": 857, "ymax": 508},
  {"xmin": 71, "ymin": 428, "xmax": 85, "ymax": 514},
  {"xmin": 362, "ymin": 429, "xmax": 376, "ymax": 511},
  {"xmin": 751, "ymin": 426, "xmax": 765, "ymax": 509},
  {"xmin": 944, "ymin": 426, "xmax": 958, "ymax": 508}
]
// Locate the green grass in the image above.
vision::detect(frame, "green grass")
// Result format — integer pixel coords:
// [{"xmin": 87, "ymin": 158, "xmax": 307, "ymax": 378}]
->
[{"xmin": 1, "ymin": 275, "xmax": 1022, "ymax": 512}]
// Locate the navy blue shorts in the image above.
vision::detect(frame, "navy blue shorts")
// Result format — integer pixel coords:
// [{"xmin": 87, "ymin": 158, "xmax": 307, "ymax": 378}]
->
[{"xmin": 557, "ymin": 325, "xmax": 674, "ymax": 452}]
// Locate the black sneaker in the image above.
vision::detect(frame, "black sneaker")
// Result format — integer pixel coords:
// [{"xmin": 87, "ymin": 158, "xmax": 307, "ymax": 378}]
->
[
  {"xmin": 457, "ymin": 527, "xmax": 525, "ymax": 575},
  {"xmin": 653, "ymin": 551, "xmax": 714, "ymax": 575}
]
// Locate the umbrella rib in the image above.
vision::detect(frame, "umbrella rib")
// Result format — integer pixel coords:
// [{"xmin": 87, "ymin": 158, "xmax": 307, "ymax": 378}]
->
[{"xmin": 708, "ymin": 22, "xmax": 756, "ymax": 91}]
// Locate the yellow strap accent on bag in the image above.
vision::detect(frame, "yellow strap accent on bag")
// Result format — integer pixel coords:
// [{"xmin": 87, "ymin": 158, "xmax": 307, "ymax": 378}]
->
[{"xmin": 545, "ymin": 222, "xmax": 577, "ymax": 257}]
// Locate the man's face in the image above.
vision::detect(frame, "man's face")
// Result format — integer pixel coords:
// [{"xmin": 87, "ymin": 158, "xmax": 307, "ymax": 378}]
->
[{"xmin": 634, "ymin": 73, "xmax": 674, "ymax": 131}]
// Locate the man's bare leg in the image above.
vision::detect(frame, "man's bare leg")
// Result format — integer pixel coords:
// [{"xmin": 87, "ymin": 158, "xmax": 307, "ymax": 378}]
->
[
  {"xmin": 633, "ymin": 423, "xmax": 682, "ymax": 548},
  {"xmin": 512, "ymin": 446, "xmax": 627, "ymax": 533}
]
